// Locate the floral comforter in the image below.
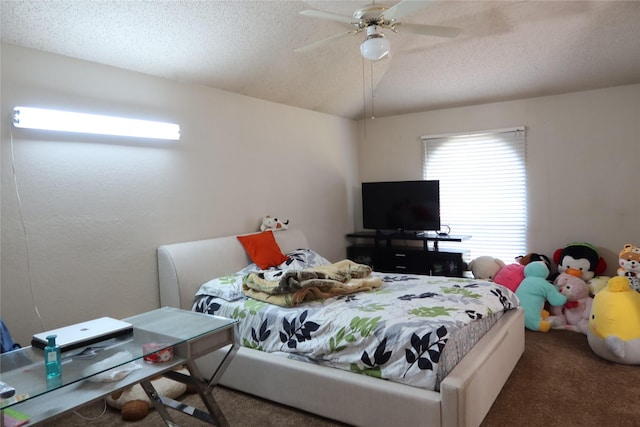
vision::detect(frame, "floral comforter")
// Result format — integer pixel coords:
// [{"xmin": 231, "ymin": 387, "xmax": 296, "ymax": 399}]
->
[{"xmin": 192, "ymin": 267, "xmax": 520, "ymax": 391}]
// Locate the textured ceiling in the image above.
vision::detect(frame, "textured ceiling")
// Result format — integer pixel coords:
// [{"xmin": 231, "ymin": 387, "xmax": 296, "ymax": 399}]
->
[{"xmin": 2, "ymin": 0, "xmax": 640, "ymax": 120}]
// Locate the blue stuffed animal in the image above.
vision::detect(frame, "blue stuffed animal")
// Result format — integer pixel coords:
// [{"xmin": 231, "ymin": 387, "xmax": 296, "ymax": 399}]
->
[{"xmin": 516, "ymin": 262, "xmax": 567, "ymax": 332}]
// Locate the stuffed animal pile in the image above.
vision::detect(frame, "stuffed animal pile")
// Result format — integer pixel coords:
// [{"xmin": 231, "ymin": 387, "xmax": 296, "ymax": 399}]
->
[
  {"xmin": 469, "ymin": 252, "xmax": 552, "ymax": 293},
  {"xmin": 493, "ymin": 252, "xmax": 551, "ymax": 292}
]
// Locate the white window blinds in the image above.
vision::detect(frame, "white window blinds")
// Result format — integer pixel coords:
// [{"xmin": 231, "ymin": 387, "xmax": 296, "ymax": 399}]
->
[{"xmin": 422, "ymin": 127, "xmax": 527, "ymax": 263}]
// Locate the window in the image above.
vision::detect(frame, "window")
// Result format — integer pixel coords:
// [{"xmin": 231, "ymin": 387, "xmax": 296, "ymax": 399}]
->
[{"xmin": 422, "ymin": 127, "xmax": 527, "ymax": 263}]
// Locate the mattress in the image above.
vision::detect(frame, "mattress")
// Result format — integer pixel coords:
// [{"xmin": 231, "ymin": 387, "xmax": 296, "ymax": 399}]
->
[{"xmin": 191, "ymin": 261, "xmax": 519, "ymax": 391}]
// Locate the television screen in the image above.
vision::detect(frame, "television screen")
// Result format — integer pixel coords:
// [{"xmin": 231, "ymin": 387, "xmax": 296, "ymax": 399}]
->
[{"xmin": 362, "ymin": 180, "xmax": 440, "ymax": 233}]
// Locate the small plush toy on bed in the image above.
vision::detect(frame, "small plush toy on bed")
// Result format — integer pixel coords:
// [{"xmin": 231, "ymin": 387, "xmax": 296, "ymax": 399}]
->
[
  {"xmin": 516, "ymin": 262, "xmax": 567, "ymax": 332},
  {"xmin": 259, "ymin": 215, "xmax": 289, "ymax": 232}
]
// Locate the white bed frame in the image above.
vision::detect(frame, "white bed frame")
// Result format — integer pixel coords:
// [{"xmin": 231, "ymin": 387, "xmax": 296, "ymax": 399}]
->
[{"xmin": 157, "ymin": 229, "xmax": 524, "ymax": 427}]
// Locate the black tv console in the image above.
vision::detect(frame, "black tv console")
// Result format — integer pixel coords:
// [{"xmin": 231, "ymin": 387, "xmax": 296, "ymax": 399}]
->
[{"xmin": 346, "ymin": 231, "xmax": 471, "ymax": 277}]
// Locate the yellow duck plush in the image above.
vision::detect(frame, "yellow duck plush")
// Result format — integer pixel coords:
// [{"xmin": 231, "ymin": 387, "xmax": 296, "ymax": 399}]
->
[{"xmin": 587, "ymin": 276, "xmax": 640, "ymax": 364}]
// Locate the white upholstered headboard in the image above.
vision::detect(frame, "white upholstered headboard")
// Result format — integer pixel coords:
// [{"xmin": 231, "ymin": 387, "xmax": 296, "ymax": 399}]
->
[{"xmin": 157, "ymin": 229, "xmax": 309, "ymax": 310}]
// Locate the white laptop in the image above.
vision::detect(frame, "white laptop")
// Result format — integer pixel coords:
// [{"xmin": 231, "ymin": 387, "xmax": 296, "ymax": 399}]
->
[{"xmin": 31, "ymin": 317, "xmax": 133, "ymax": 352}]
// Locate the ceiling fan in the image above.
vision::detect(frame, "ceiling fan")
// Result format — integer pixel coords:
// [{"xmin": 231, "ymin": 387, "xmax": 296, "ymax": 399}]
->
[{"xmin": 295, "ymin": 0, "xmax": 461, "ymax": 61}]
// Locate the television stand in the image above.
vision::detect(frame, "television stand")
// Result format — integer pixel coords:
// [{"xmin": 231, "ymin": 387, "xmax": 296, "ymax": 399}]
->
[{"xmin": 345, "ymin": 231, "xmax": 471, "ymax": 277}]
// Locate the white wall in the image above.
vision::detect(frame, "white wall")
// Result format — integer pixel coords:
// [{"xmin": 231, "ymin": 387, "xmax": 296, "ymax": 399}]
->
[
  {"xmin": 3, "ymin": 42, "xmax": 638, "ymax": 347},
  {"xmin": 356, "ymin": 84, "xmax": 640, "ymax": 276},
  {"xmin": 1, "ymin": 44, "xmax": 358, "ymax": 345}
]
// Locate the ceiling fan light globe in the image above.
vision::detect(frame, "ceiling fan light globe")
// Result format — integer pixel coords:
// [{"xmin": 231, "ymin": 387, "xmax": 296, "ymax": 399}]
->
[{"xmin": 360, "ymin": 37, "xmax": 390, "ymax": 61}]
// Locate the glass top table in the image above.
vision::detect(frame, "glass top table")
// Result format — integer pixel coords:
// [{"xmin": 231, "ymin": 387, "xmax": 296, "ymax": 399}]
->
[{"xmin": 1, "ymin": 307, "xmax": 238, "ymax": 425}]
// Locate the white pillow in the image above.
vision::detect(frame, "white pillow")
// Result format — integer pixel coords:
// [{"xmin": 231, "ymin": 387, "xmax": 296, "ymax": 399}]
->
[
  {"xmin": 280, "ymin": 248, "xmax": 332, "ymax": 269},
  {"xmin": 195, "ymin": 272, "xmax": 245, "ymax": 301}
]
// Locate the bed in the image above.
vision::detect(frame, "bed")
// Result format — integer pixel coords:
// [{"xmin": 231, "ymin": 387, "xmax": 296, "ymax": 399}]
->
[{"xmin": 157, "ymin": 229, "xmax": 524, "ymax": 427}]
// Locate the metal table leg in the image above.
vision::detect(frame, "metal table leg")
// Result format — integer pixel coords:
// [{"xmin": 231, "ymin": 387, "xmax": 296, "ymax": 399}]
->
[
  {"xmin": 157, "ymin": 342, "xmax": 239, "ymax": 426},
  {"xmin": 140, "ymin": 379, "xmax": 179, "ymax": 427}
]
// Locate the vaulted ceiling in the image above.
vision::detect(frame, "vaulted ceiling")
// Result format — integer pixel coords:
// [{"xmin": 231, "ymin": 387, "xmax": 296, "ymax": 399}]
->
[{"xmin": 2, "ymin": 1, "xmax": 640, "ymax": 120}]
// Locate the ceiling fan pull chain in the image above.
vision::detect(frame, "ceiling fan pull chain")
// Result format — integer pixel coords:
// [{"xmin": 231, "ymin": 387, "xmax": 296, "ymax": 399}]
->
[{"xmin": 370, "ymin": 60, "xmax": 375, "ymax": 120}]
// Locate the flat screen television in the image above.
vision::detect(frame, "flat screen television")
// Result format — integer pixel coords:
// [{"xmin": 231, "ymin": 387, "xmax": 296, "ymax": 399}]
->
[{"xmin": 362, "ymin": 180, "xmax": 440, "ymax": 234}]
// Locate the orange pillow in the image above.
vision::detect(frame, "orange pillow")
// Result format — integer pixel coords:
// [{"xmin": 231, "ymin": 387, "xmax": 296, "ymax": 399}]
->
[{"xmin": 237, "ymin": 231, "xmax": 289, "ymax": 270}]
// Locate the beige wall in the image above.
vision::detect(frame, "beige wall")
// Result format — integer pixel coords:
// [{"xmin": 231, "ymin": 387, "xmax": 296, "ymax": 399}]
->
[
  {"xmin": 1, "ymin": 44, "xmax": 358, "ymax": 345},
  {"xmin": 356, "ymin": 84, "xmax": 640, "ymax": 276}
]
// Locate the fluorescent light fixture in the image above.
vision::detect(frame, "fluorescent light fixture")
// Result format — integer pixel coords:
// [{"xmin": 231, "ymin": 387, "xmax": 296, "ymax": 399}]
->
[{"xmin": 12, "ymin": 106, "xmax": 180, "ymax": 140}]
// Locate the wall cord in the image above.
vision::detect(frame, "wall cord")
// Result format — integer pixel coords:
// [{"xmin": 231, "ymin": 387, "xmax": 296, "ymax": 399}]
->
[{"xmin": 9, "ymin": 128, "xmax": 45, "ymax": 331}]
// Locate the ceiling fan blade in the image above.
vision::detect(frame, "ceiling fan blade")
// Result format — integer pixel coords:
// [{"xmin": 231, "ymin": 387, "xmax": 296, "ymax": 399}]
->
[
  {"xmin": 384, "ymin": 0, "xmax": 431, "ymax": 21},
  {"xmin": 300, "ymin": 9, "xmax": 357, "ymax": 25},
  {"xmin": 396, "ymin": 23, "xmax": 461, "ymax": 38},
  {"xmin": 294, "ymin": 31, "xmax": 354, "ymax": 53}
]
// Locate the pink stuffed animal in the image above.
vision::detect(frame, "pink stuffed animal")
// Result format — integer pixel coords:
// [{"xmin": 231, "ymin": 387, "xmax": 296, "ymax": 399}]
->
[
  {"xmin": 494, "ymin": 263, "xmax": 525, "ymax": 293},
  {"xmin": 549, "ymin": 272, "xmax": 593, "ymax": 334}
]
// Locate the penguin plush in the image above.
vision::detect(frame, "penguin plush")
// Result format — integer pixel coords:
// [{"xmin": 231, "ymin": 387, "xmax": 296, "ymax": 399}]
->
[{"xmin": 553, "ymin": 242, "xmax": 607, "ymax": 282}]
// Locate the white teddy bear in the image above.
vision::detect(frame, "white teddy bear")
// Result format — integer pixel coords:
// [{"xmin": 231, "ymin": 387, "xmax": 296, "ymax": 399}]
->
[{"xmin": 469, "ymin": 256, "xmax": 505, "ymax": 281}]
